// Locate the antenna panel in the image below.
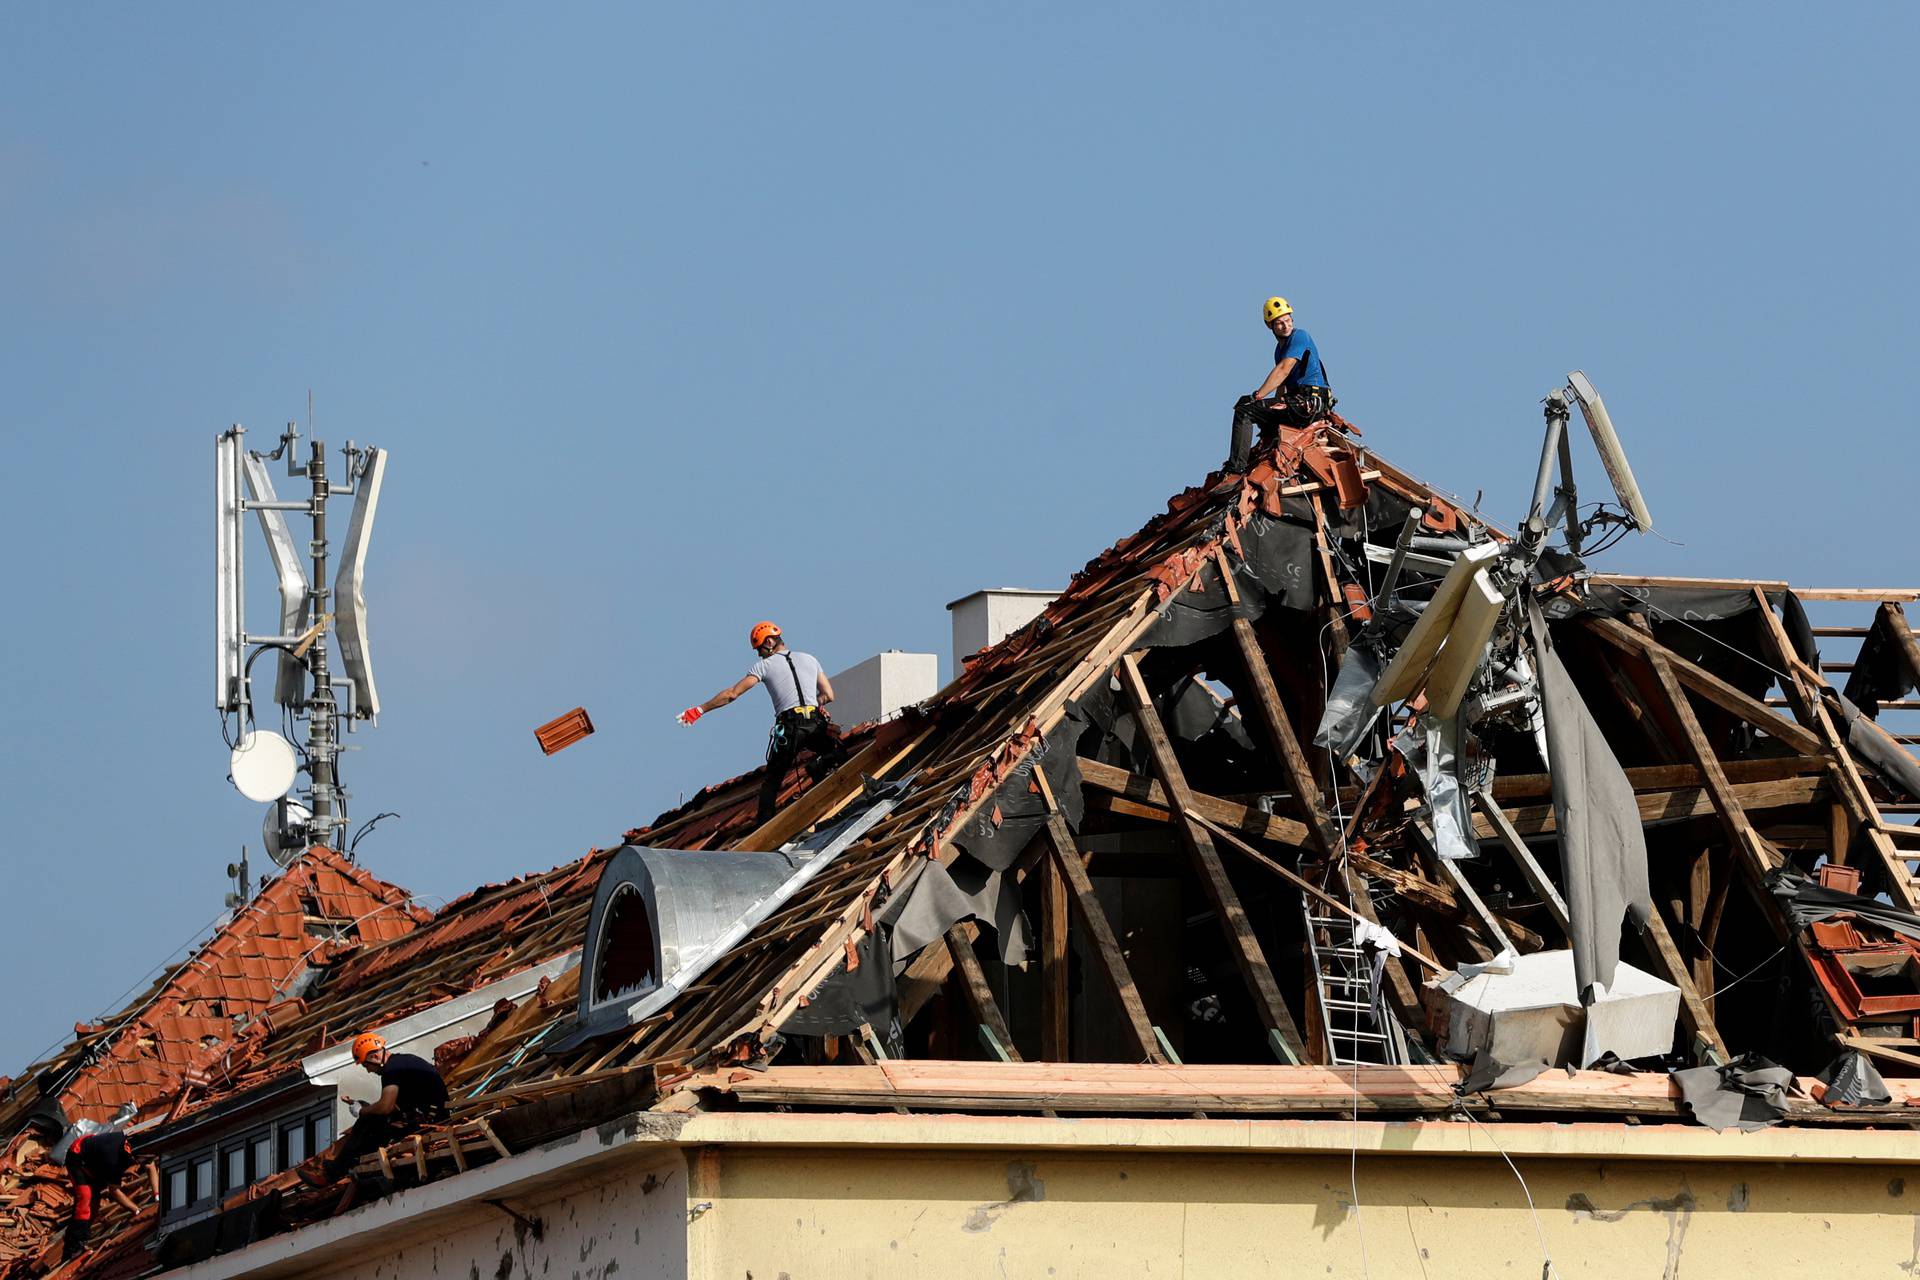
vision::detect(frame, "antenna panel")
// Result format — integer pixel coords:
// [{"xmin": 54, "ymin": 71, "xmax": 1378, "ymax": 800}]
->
[
  {"xmin": 215, "ymin": 432, "xmax": 245, "ymax": 712},
  {"xmin": 241, "ymin": 453, "xmax": 312, "ymax": 709},
  {"xmin": 1567, "ymin": 371, "xmax": 1654, "ymax": 531},
  {"xmin": 334, "ymin": 447, "xmax": 386, "ymax": 722}
]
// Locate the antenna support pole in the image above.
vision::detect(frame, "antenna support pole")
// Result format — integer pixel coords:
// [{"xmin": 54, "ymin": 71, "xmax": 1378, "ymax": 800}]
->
[
  {"xmin": 1518, "ymin": 391, "xmax": 1572, "ymax": 567},
  {"xmin": 303, "ymin": 439, "xmax": 347, "ymax": 850}
]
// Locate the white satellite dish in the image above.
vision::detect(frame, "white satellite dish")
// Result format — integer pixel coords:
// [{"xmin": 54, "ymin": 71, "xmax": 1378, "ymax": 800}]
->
[
  {"xmin": 231, "ymin": 730, "xmax": 298, "ymax": 802},
  {"xmin": 264, "ymin": 797, "xmax": 314, "ymax": 867}
]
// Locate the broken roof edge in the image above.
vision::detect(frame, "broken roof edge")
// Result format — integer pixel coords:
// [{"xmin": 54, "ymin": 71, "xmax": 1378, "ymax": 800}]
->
[{"xmin": 1, "ymin": 847, "xmax": 425, "ymax": 1130}]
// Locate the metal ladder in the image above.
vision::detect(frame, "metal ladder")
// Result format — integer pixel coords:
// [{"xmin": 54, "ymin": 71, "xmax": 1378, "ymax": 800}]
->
[{"xmin": 1301, "ymin": 894, "xmax": 1408, "ymax": 1066}]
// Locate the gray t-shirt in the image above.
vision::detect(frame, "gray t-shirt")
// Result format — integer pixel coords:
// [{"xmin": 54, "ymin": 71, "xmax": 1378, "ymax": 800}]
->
[{"xmin": 750, "ymin": 649, "xmax": 824, "ymax": 714}]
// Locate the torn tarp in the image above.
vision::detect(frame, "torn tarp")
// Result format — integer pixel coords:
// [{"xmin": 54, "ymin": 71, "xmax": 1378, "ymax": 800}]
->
[
  {"xmin": 947, "ymin": 737, "xmax": 1084, "ymax": 872},
  {"xmin": 1671, "ymin": 1055, "xmax": 1794, "ymax": 1132},
  {"xmin": 1528, "ymin": 600, "xmax": 1651, "ymax": 999},
  {"xmin": 875, "ymin": 854, "xmax": 1031, "ymax": 969},
  {"xmin": 1457, "ymin": 1049, "xmax": 1552, "ymax": 1094},
  {"xmin": 1842, "ymin": 604, "xmax": 1919, "ymax": 718},
  {"xmin": 1832, "ymin": 692, "xmax": 1920, "ymax": 802},
  {"xmin": 1767, "ymin": 868, "xmax": 1920, "ymax": 943},
  {"xmin": 1816, "ymin": 1049, "xmax": 1892, "ymax": 1107},
  {"xmin": 779, "ymin": 929, "xmax": 901, "ymax": 1054}
]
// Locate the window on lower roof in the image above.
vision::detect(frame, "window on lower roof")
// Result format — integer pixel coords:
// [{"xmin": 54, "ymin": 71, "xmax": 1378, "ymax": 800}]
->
[
  {"xmin": 280, "ymin": 1123, "xmax": 306, "ymax": 1168},
  {"xmin": 312, "ymin": 1111, "xmax": 333, "ymax": 1149},
  {"xmin": 252, "ymin": 1133, "xmax": 274, "ymax": 1178},
  {"xmin": 192, "ymin": 1156, "xmax": 215, "ymax": 1203},
  {"xmin": 167, "ymin": 1166, "xmax": 187, "ymax": 1212},
  {"xmin": 224, "ymin": 1146, "xmax": 246, "ymax": 1193}
]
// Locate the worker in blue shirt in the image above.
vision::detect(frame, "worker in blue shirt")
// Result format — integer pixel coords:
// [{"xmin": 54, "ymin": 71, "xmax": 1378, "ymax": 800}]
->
[
  {"xmin": 1251, "ymin": 296, "xmax": 1334, "ymax": 423},
  {"xmin": 1227, "ymin": 295, "xmax": 1338, "ymax": 470}
]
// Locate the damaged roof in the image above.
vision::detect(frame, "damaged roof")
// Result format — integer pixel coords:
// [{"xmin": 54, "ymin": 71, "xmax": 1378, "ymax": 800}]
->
[{"xmin": 16, "ymin": 410, "xmax": 1920, "ymax": 1278}]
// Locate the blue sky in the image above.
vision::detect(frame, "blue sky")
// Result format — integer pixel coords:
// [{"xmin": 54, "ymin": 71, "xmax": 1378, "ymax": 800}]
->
[{"xmin": 2, "ymin": 3, "xmax": 1914, "ymax": 1074}]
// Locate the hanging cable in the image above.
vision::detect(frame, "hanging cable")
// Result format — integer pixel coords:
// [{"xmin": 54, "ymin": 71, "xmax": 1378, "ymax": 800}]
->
[
  {"xmin": 348, "ymin": 812, "xmax": 400, "ymax": 857},
  {"xmin": 1455, "ymin": 1103, "xmax": 1559, "ymax": 1279}
]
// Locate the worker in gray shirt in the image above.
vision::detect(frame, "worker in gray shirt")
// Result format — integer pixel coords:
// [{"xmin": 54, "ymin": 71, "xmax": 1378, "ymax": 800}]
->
[{"xmin": 678, "ymin": 621, "xmax": 849, "ymax": 825}]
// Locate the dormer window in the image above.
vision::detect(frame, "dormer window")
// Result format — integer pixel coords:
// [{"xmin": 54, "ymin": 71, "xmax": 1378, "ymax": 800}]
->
[{"xmin": 593, "ymin": 883, "xmax": 657, "ymax": 1005}]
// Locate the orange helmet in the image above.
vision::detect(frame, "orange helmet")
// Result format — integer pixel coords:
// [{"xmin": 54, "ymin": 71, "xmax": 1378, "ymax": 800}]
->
[
  {"xmin": 748, "ymin": 621, "xmax": 781, "ymax": 649},
  {"xmin": 350, "ymin": 1032, "xmax": 386, "ymax": 1065}
]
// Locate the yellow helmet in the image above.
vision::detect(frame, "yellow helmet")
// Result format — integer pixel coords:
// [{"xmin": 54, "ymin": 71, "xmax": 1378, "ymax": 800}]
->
[{"xmin": 1264, "ymin": 296, "xmax": 1293, "ymax": 323}]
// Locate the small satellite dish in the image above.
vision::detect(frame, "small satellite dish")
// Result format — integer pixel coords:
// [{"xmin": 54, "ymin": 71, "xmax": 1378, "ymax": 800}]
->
[
  {"xmin": 230, "ymin": 730, "xmax": 298, "ymax": 802},
  {"xmin": 264, "ymin": 797, "xmax": 314, "ymax": 867}
]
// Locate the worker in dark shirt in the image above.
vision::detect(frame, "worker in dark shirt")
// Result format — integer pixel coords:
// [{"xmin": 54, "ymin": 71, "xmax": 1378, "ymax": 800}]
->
[
  {"xmin": 304, "ymin": 1032, "xmax": 450, "ymax": 1185},
  {"xmin": 676, "ymin": 621, "xmax": 849, "ymax": 826},
  {"xmin": 1252, "ymin": 296, "xmax": 1335, "ymax": 424},
  {"xmin": 62, "ymin": 1128, "xmax": 137, "ymax": 1254}
]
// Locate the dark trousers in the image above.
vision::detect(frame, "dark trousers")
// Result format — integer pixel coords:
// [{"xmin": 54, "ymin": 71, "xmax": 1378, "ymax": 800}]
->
[
  {"xmin": 1229, "ymin": 389, "xmax": 1336, "ymax": 471},
  {"xmin": 756, "ymin": 710, "xmax": 847, "ymax": 827}
]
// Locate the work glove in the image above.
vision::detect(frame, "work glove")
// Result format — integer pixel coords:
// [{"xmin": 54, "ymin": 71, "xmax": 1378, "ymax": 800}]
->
[{"xmin": 675, "ymin": 706, "xmax": 704, "ymax": 726}]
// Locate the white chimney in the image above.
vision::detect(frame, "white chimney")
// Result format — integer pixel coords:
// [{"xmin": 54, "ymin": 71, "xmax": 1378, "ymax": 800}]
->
[
  {"xmin": 827, "ymin": 650, "xmax": 939, "ymax": 727},
  {"xmin": 945, "ymin": 588, "xmax": 1060, "ymax": 673}
]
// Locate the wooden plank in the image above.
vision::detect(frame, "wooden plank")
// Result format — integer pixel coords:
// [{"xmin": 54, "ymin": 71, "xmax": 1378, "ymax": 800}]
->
[
  {"xmin": 1188, "ymin": 810, "xmax": 1443, "ymax": 971},
  {"xmin": 1795, "ymin": 589, "xmax": 1920, "ymax": 602},
  {"xmin": 1077, "ymin": 755, "xmax": 1312, "ymax": 847},
  {"xmin": 1749, "ymin": 589, "xmax": 1920, "ymax": 913},
  {"xmin": 1472, "ymin": 787, "xmax": 1570, "ymax": 931},
  {"xmin": 1838, "ymin": 1035, "xmax": 1920, "ymax": 1071},
  {"xmin": 1489, "ymin": 755, "xmax": 1825, "ymax": 801},
  {"xmin": 1036, "ymin": 798, "xmax": 1163, "ymax": 1064},
  {"xmin": 1591, "ymin": 574, "xmax": 1789, "ymax": 592},
  {"xmin": 679, "ymin": 1060, "xmax": 1920, "ymax": 1124},
  {"xmin": 1639, "ymin": 904, "xmax": 1729, "ymax": 1061},
  {"xmin": 729, "ymin": 720, "xmax": 931, "ymax": 851},
  {"xmin": 1581, "ymin": 613, "xmax": 1824, "ymax": 756},
  {"xmin": 1218, "ymin": 555, "xmax": 1345, "ymax": 863},
  {"xmin": 1639, "ymin": 644, "xmax": 1772, "ymax": 879},
  {"xmin": 1307, "ymin": 493, "xmax": 1350, "ymax": 654},
  {"xmin": 944, "ymin": 926, "xmax": 1022, "ymax": 1062},
  {"xmin": 1119, "ymin": 653, "xmax": 1307, "ymax": 1059},
  {"xmin": 1474, "ymin": 774, "xmax": 1825, "ymax": 839},
  {"xmin": 1038, "ymin": 846, "xmax": 1070, "ymax": 1061},
  {"xmin": 477, "ymin": 1118, "xmax": 511, "ymax": 1160},
  {"xmin": 1409, "ymin": 820, "xmax": 1513, "ymax": 956},
  {"xmin": 411, "ymin": 1134, "xmax": 428, "ymax": 1179}
]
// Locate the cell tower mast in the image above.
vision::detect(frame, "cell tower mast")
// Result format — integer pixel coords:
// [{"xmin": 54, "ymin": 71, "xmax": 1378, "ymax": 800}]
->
[{"xmin": 215, "ymin": 421, "xmax": 387, "ymax": 861}]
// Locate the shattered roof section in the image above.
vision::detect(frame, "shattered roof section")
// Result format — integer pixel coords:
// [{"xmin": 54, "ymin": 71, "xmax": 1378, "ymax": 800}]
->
[{"xmin": 2, "ymin": 848, "xmax": 423, "ymax": 1130}]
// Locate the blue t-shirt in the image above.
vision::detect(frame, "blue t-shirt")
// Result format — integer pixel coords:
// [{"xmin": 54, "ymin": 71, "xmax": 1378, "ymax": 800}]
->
[{"xmin": 1272, "ymin": 328, "xmax": 1329, "ymax": 389}]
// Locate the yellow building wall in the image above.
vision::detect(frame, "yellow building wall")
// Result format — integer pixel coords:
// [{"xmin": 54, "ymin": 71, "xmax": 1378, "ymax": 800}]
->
[{"xmin": 688, "ymin": 1143, "xmax": 1920, "ymax": 1279}]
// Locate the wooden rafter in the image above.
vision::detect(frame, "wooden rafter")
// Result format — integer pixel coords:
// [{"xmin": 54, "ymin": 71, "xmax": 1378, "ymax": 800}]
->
[
  {"xmin": 1034, "ymin": 769, "xmax": 1164, "ymax": 1063},
  {"xmin": 1580, "ymin": 614, "xmax": 1823, "ymax": 756},
  {"xmin": 944, "ymin": 926, "xmax": 1021, "ymax": 1061},
  {"xmin": 1118, "ymin": 653, "xmax": 1307, "ymax": 1059},
  {"xmin": 1037, "ymin": 846, "xmax": 1070, "ymax": 1061},
  {"xmin": 1747, "ymin": 589, "xmax": 1920, "ymax": 913},
  {"xmin": 1213, "ymin": 553, "xmax": 1346, "ymax": 862}
]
